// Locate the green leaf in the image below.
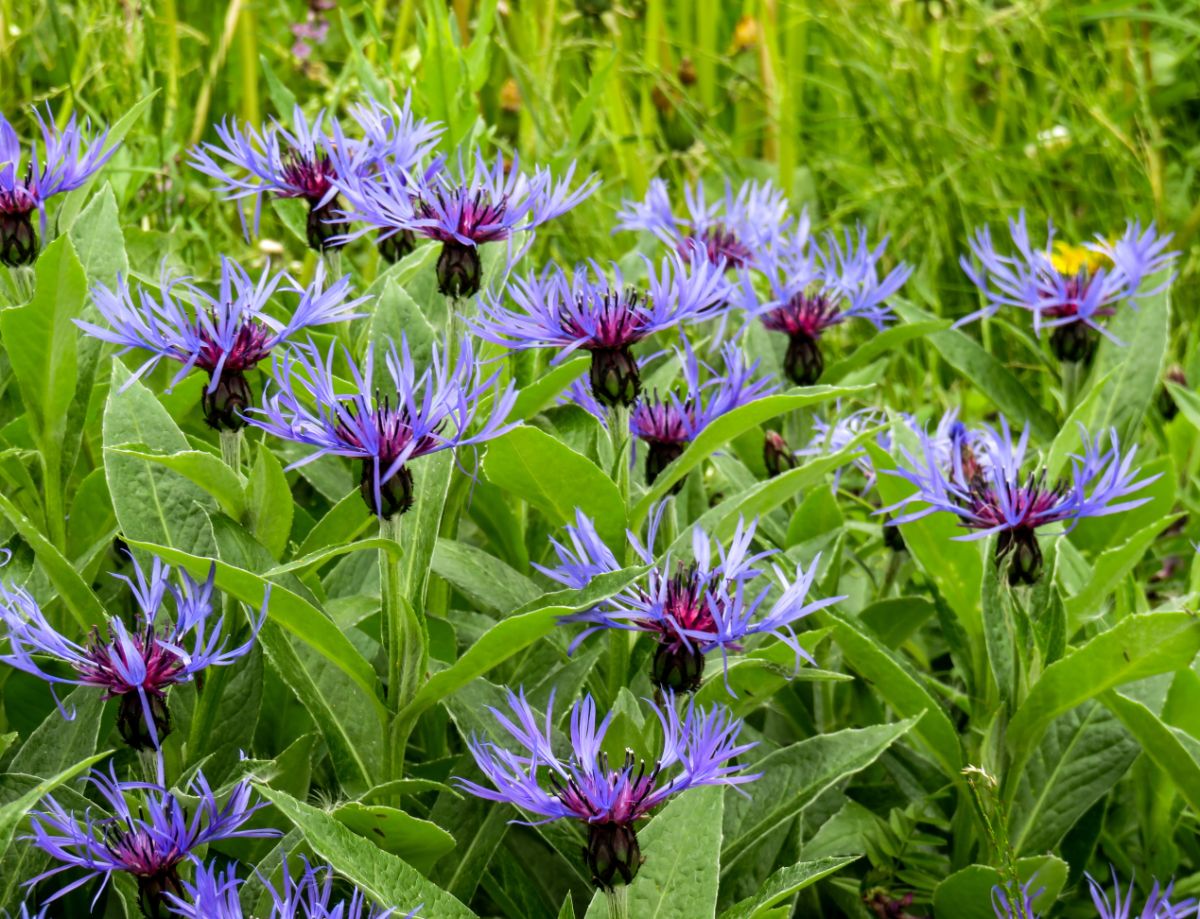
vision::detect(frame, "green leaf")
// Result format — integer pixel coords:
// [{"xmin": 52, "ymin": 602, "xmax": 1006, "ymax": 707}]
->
[
  {"xmin": 1065, "ymin": 514, "xmax": 1179, "ymax": 626},
  {"xmin": 822, "ymin": 608, "xmax": 962, "ymax": 776},
  {"xmin": 431, "ymin": 539, "xmax": 542, "ymax": 613},
  {"xmin": 722, "ymin": 719, "xmax": 915, "ymax": 873},
  {"xmin": 0, "ymin": 236, "xmax": 87, "ymax": 448},
  {"xmin": 1009, "ymin": 702, "xmax": 1139, "ymax": 855},
  {"xmin": 894, "ymin": 301, "xmax": 1058, "ymax": 441},
  {"xmin": 483, "ymin": 425, "xmax": 626, "ymax": 548},
  {"xmin": 510, "ymin": 356, "xmax": 588, "ymax": 420},
  {"xmin": 719, "ymin": 857, "xmax": 859, "ymax": 919},
  {"xmin": 981, "ymin": 539, "xmax": 1018, "ymax": 704},
  {"xmin": 1101, "ymin": 688, "xmax": 1200, "ymax": 815},
  {"xmin": 103, "ymin": 361, "xmax": 216, "ymax": 555},
  {"xmin": 333, "ymin": 802, "xmax": 457, "ymax": 872},
  {"xmin": 584, "ymin": 785, "xmax": 724, "ymax": 919},
  {"xmin": 0, "ymin": 491, "xmax": 107, "ymax": 629},
  {"xmin": 295, "ymin": 489, "xmax": 373, "ymax": 559},
  {"xmin": 933, "ymin": 856, "xmax": 1067, "ymax": 919},
  {"xmin": 858, "ymin": 597, "xmax": 935, "ymax": 649},
  {"xmin": 0, "ymin": 750, "xmax": 112, "ymax": 853},
  {"xmin": 1004, "ymin": 612, "xmax": 1200, "ymax": 797},
  {"xmin": 247, "ymin": 443, "xmax": 294, "ymax": 559},
  {"xmin": 257, "ymin": 784, "xmax": 478, "ymax": 917},
  {"xmin": 632, "ymin": 386, "xmax": 868, "ymax": 525},
  {"xmin": 822, "ymin": 320, "xmax": 950, "ymax": 383},
  {"xmin": 67, "ymin": 183, "xmax": 128, "ymax": 287},
  {"xmin": 109, "ymin": 446, "xmax": 246, "ymax": 520},
  {"xmin": 125, "ymin": 537, "xmax": 386, "ymax": 721}
]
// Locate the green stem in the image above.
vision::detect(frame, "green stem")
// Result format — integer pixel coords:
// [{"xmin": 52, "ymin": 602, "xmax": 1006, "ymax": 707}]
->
[
  {"xmin": 220, "ymin": 429, "xmax": 243, "ymax": 475},
  {"xmin": 1061, "ymin": 359, "xmax": 1083, "ymax": 416},
  {"xmin": 607, "ymin": 405, "xmax": 633, "ymax": 701},
  {"xmin": 605, "ymin": 885, "xmax": 630, "ymax": 919},
  {"xmin": 381, "ymin": 514, "xmax": 426, "ymax": 776}
]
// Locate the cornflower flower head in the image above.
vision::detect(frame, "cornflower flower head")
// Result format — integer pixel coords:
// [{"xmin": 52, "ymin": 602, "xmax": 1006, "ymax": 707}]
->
[
  {"xmin": 0, "ymin": 553, "xmax": 264, "ymax": 750},
  {"xmin": 334, "ymin": 147, "xmax": 598, "ymax": 297},
  {"xmin": 615, "ymin": 177, "xmax": 793, "ymax": 271},
  {"xmin": 991, "ymin": 879, "xmax": 1043, "ymax": 919},
  {"xmin": 799, "ymin": 407, "xmax": 888, "ymax": 493},
  {"xmin": 884, "ymin": 418, "xmax": 1158, "ymax": 584},
  {"xmin": 959, "ymin": 212, "xmax": 1177, "ymax": 363},
  {"xmin": 248, "ymin": 335, "xmax": 517, "ymax": 518},
  {"xmin": 0, "ymin": 104, "xmax": 117, "ymax": 266},
  {"xmin": 473, "ymin": 255, "xmax": 729, "ymax": 408},
  {"xmin": 541, "ymin": 506, "xmax": 841, "ymax": 692},
  {"xmin": 1086, "ymin": 868, "xmax": 1196, "ymax": 919},
  {"xmin": 454, "ymin": 688, "xmax": 758, "ymax": 889},
  {"xmin": 165, "ymin": 859, "xmax": 421, "ymax": 919},
  {"xmin": 79, "ymin": 258, "xmax": 366, "ymax": 430},
  {"xmin": 26, "ymin": 766, "xmax": 276, "ymax": 919},
  {"xmin": 629, "ymin": 341, "xmax": 776, "ymax": 486},
  {"xmin": 747, "ymin": 226, "xmax": 912, "ymax": 385}
]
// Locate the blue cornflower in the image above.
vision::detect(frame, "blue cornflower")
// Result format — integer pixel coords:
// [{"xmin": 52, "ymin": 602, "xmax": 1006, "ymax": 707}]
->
[
  {"xmin": 472, "ymin": 255, "xmax": 729, "ymax": 408},
  {"xmin": 959, "ymin": 212, "xmax": 1177, "ymax": 363},
  {"xmin": 0, "ymin": 104, "xmax": 117, "ymax": 266},
  {"xmin": 78, "ymin": 258, "xmax": 365, "ymax": 430},
  {"xmin": 991, "ymin": 879, "xmax": 1043, "ymax": 919},
  {"xmin": 541, "ymin": 506, "xmax": 841, "ymax": 692},
  {"xmin": 334, "ymin": 147, "xmax": 598, "ymax": 297},
  {"xmin": 455, "ymin": 688, "xmax": 758, "ymax": 889},
  {"xmin": 615, "ymin": 177, "xmax": 792, "ymax": 271},
  {"xmin": 746, "ymin": 225, "xmax": 912, "ymax": 385},
  {"xmin": 0, "ymin": 553, "xmax": 264, "ymax": 750},
  {"xmin": 26, "ymin": 766, "xmax": 276, "ymax": 918},
  {"xmin": 884, "ymin": 418, "xmax": 1157, "ymax": 584},
  {"xmin": 165, "ymin": 859, "xmax": 422, "ymax": 918},
  {"xmin": 248, "ymin": 335, "xmax": 517, "ymax": 518},
  {"xmin": 1086, "ymin": 868, "xmax": 1196, "ymax": 919}
]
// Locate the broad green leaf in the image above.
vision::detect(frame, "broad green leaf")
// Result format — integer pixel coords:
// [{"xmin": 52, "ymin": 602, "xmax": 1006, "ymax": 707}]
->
[
  {"xmin": 247, "ymin": 443, "xmax": 294, "ymax": 559},
  {"xmin": 0, "ymin": 750, "xmax": 112, "ymax": 853},
  {"xmin": 823, "ymin": 320, "xmax": 949, "ymax": 383},
  {"xmin": 266, "ymin": 538, "xmax": 401, "ymax": 579},
  {"xmin": 822, "ymin": 608, "xmax": 962, "ymax": 776},
  {"xmin": 257, "ymin": 785, "xmax": 478, "ymax": 917},
  {"xmin": 1065, "ymin": 514, "xmax": 1179, "ymax": 626},
  {"xmin": 894, "ymin": 301, "xmax": 1057, "ymax": 441},
  {"xmin": 125, "ymin": 537, "xmax": 386, "ymax": 721},
  {"xmin": 722, "ymin": 719, "xmax": 915, "ymax": 873},
  {"xmin": 1004, "ymin": 612, "xmax": 1200, "ymax": 796},
  {"xmin": 858, "ymin": 597, "xmax": 935, "ymax": 649},
  {"xmin": 719, "ymin": 856, "xmax": 859, "ymax": 919},
  {"xmin": 67, "ymin": 183, "xmax": 128, "ymax": 287},
  {"xmin": 510, "ymin": 356, "xmax": 588, "ymax": 420},
  {"xmin": 982, "ymin": 540, "xmax": 1018, "ymax": 704},
  {"xmin": 1101, "ymin": 689, "xmax": 1200, "ymax": 815},
  {"xmin": 633, "ymin": 386, "xmax": 869, "ymax": 525},
  {"xmin": 333, "ymin": 802, "xmax": 457, "ymax": 872},
  {"xmin": 933, "ymin": 856, "xmax": 1067, "ymax": 919},
  {"xmin": 585, "ymin": 785, "xmax": 724, "ymax": 919},
  {"xmin": 370, "ymin": 279, "xmax": 437, "ymax": 373},
  {"xmin": 110, "ymin": 446, "xmax": 246, "ymax": 520},
  {"xmin": 1009, "ymin": 702, "xmax": 1139, "ymax": 855},
  {"xmin": 295, "ymin": 489, "xmax": 373, "ymax": 559},
  {"xmin": 0, "ymin": 491, "xmax": 106, "ymax": 629},
  {"xmin": 103, "ymin": 361, "xmax": 216, "ymax": 555},
  {"xmin": 431, "ymin": 539, "xmax": 542, "ymax": 613},
  {"xmin": 483, "ymin": 425, "xmax": 626, "ymax": 548},
  {"xmin": 399, "ymin": 449, "xmax": 453, "ymax": 609}
]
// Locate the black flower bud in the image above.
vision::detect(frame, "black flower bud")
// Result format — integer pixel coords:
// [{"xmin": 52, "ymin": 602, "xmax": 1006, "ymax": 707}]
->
[
  {"xmin": 1049, "ymin": 321, "xmax": 1096, "ymax": 365},
  {"xmin": 998, "ymin": 527, "xmax": 1042, "ymax": 585},
  {"xmin": 585, "ymin": 821, "xmax": 643, "ymax": 890},
  {"xmin": 784, "ymin": 332, "xmax": 824, "ymax": 386},
  {"xmin": 306, "ymin": 196, "xmax": 348, "ymax": 252},
  {"xmin": 137, "ymin": 868, "xmax": 185, "ymax": 919},
  {"xmin": 378, "ymin": 229, "xmax": 417, "ymax": 264},
  {"xmin": 589, "ymin": 347, "xmax": 641, "ymax": 408},
  {"xmin": 201, "ymin": 371, "xmax": 254, "ymax": 431},
  {"xmin": 883, "ymin": 522, "xmax": 907, "ymax": 554},
  {"xmin": 651, "ymin": 642, "xmax": 706, "ymax": 693},
  {"xmin": 0, "ymin": 210, "xmax": 37, "ymax": 267},
  {"xmin": 360, "ymin": 462, "xmax": 415, "ymax": 519},
  {"xmin": 117, "ymin": 691, "xmax": 172, "ymax": 752},
  {"xmin": 645, "ymin": 442, "xmax": 685, "ymax": 488},
  {"xmin": 436, "ymin": 241, "xmax": 483, "ymax": 298},
  {"xmin": 762, "ymin": 430, "xmax": 796, "ymax": 478}
]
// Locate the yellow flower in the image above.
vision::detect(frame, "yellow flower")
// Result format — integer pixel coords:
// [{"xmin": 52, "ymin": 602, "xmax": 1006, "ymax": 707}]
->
[{"xmin": 1050, "ymin": 240, "xmax": 1109, "ymax": 276}]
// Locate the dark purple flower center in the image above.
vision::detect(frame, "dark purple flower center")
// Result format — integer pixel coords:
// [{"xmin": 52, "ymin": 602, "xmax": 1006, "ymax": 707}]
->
[
  {"xmin": 549, "ymin": 750, "xmax": 662, "ymax": 825},
  {"xmin": 196, "ymin": 316, "xmax": 273, "ymax": 374},
  {"xmin": 678, "ymin": 226, "xmax": 752, "ymax": 270},
  {"xmin": 641, "ymin": 565, "xmax": 722, "ymax": 650},
  {"xmin": 562, "ymin": 288, "xmax": 651, "ymax": 351},
  {"xmin": 760, "ymin": 292, "xmax": 842, "ymax": 340},
  {"xmin": 337, "ymin": 396, "xmax": 442, "ymax": 469},
  {"xmin": 77, "ymin": 626, "xmax": 186, "ymax": 699},
  {"xmin": 417, "ymin": 188, "xmax": 511, "ymax": 244},
  {"xmin": 280, "ymin": 150, "xmax": 337, "ymax": 202},
  {"xmin": 632, "ymin": 399, "xmax": 692, "ymax": 446},
  {"xmin": 961, "ymin": 472, "xmax": 1066, "ymax": 534}
]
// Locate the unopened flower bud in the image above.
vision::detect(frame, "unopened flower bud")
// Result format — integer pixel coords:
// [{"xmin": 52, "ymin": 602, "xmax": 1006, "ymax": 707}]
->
[
  {"xmin": 763, "ymin": 430, "xmax": 796, "ymax": 478},
  {"xmin": 378, "ymin": 229, "xmax": 417, "ymax": 264},
  {"xmin": 589, "ymin": 347, "xmax": 641, "ymax": 408},
  {"xmin": 305, "ymin": 195, "xmax": 348, "ymax": 252},
  {"xmin": 201, "ymin": 371, "xmax": 254, "ymax": 431},
  {"xmin": 0, "ymin": 210, "xmax": 36, "ymax": 267},
  {"xmin": 1049, "ymin": 321, "xmax": 1096, "ymax": 364},
  {"xmin": 360, "ymin": 463, "xmax": 415, "ymax": 519},
  {"xmin": 436, "ymin": 241, "xmax": 483, "ymax": 299},
  {"xmin": 585, "ymin": 821, "xmax": 643, "ymax": 890},
  {"xmin": 651, "ymin": 643, "xmax": 706, "ymax": 693},
  {"xmin": 117, "ymin": 692, "xmax": 173, "ymax": 752},
  {"xmin": 784, "ymin": 332, "xmax": 824, "ymax": 386}
]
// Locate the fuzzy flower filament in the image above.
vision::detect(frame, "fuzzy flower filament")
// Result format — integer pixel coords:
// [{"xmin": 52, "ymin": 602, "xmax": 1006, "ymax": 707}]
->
[
  {"xmin": 0, "ymin": 554, "xmax": 264, "ymax": 750},
  {"xmin": 248, "ymin": 334, "xmax": 516, "ymax": 518},
  {"xmin": 455, "ymin": 689, "xmax": 758, "ymax": 889}
]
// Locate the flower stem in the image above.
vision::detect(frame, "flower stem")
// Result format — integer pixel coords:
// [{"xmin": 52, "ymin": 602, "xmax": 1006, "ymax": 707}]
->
[
  {"xmin": 1061, "ymin": 359, "xmax": 1082, "ymax": 416},
  {"xmin": 220, "ymin": 429, "xmax": 243, "ymax": 474},
  {"xmin": 380, "ymin": 513, "xmax": 426, "ymax": 776},
  {"xmin": 607, "ymin": 404, "xmax": 633, "ymax": 702},
  {"xmin": 605, "ymin": 885, "xmax": 630, "ymax": 919}
]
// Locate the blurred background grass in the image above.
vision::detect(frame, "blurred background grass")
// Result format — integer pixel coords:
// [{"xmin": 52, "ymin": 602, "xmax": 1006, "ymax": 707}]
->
[{"xmin": 1, "ymin": 0, "xmax": 1197, "ymax": 320}]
